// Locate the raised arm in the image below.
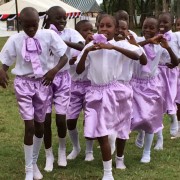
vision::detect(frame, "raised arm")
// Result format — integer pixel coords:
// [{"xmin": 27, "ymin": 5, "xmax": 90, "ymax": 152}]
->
[{"xmin": 64, "ymin": 41, "xmax": 85, "ymax": 51}]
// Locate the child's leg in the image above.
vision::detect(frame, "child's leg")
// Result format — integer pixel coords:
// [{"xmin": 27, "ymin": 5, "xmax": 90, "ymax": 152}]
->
[
  {"xmin": 169, "ymin": 114, "xmax": 178, "ymax": 136},
  {"xmin": 67, "ymin": 119, "xmax": 81, "ymax": 160},
  {"xmin": 154, "ymin": 129, "xmax": 163, "ymax": 150},
  {"xmin": 33, "ymin": 121, "xmax": 44, "ymax": 180},
  {"xmin": 141, "ymin": 133, "xmax": 154, "ymax": 163},
  {"xmin": 108, "ymin": 133, "xmax": 117, "ymax": 155},
  {"xmin": 116, "ymin": 138, "xmax": 126, "ymax": 169},
  {"xmin": 24, "ymin": 120, "xmax": 34, "ymax": 180},
  {"xmin": 56, "ymin": 114, "xmax": 67, "ymax": 167},
  {"xmin": 135, "ymin": 130, "xmax": 145, "ymax": 148},
  {"xmin": 97, "ymin": 136, "xmax": 114, "ymax": 180},
  {"xmin": 44, "ymin": 113, "xmax": 54, "ymax": 172}
]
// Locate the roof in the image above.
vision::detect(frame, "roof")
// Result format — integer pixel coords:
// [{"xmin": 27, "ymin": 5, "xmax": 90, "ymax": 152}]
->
[{"xmin": 61, "ymin": 0, "xmax": 102, "ymax": 13}]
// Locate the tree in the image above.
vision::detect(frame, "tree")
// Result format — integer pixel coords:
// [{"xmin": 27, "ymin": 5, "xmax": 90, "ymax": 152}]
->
[{"xmin": 177, "ymin": 0, "xmax": 180, "ymax": 17}]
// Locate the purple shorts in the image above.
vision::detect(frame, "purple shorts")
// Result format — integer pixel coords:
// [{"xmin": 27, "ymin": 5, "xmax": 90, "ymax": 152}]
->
[
  {"xmin": 46, "ymin": 70, "xmax": 71, "ymax": 115},
  {"xmin": 66, "ymin": 81, "xmax": 91, "ymax": 120},
  {"xmin": 131, "ymin": 76, "xmax": 164, "ymax": 133},
  {"xmin": 84, "ymin": 81, "xmax": 133, "ymax": 139},
  {"xmin": 14, "ymin": 76, "xmax": 50, "ymax": 122},
  {"xmin": 157, "ymin": 65, "xmax": 178, "ymax": 114}
]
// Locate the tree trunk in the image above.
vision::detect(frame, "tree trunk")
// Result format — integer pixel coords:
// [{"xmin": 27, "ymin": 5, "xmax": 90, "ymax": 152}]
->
[
  {"xmin": 177, "ymin": 0, "xmax": 180, "ymax": 17},
  {"xmin": 155, "ymin": 0, "xmax": 159, "ymax": 18},
  {"xmin": 162, "ymin": 0, "xmax": 168, "ymax": 12},
  {"xmin": 170, "ymin": 0, "xmax": 174, "ymax": 17},
  {"xmin": 128, "ymin": 0, "xmax": 134, "ymax": 29}
]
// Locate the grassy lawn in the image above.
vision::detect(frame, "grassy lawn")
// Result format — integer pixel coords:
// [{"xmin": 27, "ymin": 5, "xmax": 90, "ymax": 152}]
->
[{"xmin": 0, "ymin": 36, "xmax": 180, "ymax": 180}]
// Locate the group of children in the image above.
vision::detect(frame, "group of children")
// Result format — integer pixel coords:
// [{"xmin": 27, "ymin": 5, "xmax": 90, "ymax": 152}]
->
[{"xmin": 0, "ymin": 5, "xmax": 180, "ymax": 180}]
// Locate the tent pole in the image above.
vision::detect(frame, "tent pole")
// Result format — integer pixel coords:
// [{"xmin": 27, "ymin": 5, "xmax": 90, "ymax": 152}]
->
[{"xmin": 15, "ymin": 0, "xmax": 19, "ymax": 32}]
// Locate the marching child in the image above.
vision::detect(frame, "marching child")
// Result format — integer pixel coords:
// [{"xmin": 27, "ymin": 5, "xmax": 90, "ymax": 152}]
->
[
  {"xmin": 76, "ymin": 14, "xmax": 143, "ymax": 179},
  {"xmin": 0, "ymin": 7, "xmax": 67, "ymax": 180},
  {"xmin": 42, "ymin": 6, "xmax": 85, "ymax": 171},
  {"xmin": 131, "ymin": 17, "xmax": 178, "ymax": 163},
  {"xmin": 67, "ymin": 20, "xmax": 95, "ymax": 161}
]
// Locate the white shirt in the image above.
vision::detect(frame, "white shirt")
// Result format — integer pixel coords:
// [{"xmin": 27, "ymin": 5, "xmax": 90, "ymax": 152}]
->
[
  {"xmin": 77, "ymin": 39, "xmax": 143, "ymax": 85},
  {"xmin": 133, "ymin": 36, "xmax": 170, "ymax": 79},
  {"xmin": 49, "ymin": 28, "xmax": 85, "ymax": 72},
  {"xmin": 159, "ymin": 30, "xmax": 179, "ymax": 64},
  {"xmin": 0, "ymin": 29, "xmax": 67, "ymax": 78},
  {"xmin": 174, "ymin": 31, "xmax": 180, "ymax": 59}
]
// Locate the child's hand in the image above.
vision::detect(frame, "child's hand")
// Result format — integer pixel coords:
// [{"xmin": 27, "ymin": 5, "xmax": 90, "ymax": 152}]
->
[
  {"xmin": 159, "ymin": 37, "xmax": 169, "ymax": 49},
  {"xmin": 85, "ymin": 44, "xmax": 101, "ymax": 52},
  {"xmin": 125, "ymin": 33, "xmax": 138, "ymax": 46},
  {"xmin": 149, "ymin": 34, "xmax": 163, "ymax": 44},
  {"xmin": 0, "ymin": 69, "xmax": 9, "ymax": 88},
  {"xmin": 42, "ymin": 69, "xmax": 57, "ymax": 86},
  {"xmin": 69, "ymin": 57, "xmax": 77, "ymax": 65},
  {"xmin": 166, "ymin": 63, "xmax": 176, "ymax": 69},
  {"xmin": 98, "ymin": 43, "xmax": 114, "ymax": 50},
  {"xmin": 86, "ymin": 33, "xmax": 94, "ymax": 44}
]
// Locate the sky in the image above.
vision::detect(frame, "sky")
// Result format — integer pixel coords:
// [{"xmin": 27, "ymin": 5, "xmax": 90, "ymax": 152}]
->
[{"xmin": 96, "ymin": 0, "xmax": 103, "ymax": 5}]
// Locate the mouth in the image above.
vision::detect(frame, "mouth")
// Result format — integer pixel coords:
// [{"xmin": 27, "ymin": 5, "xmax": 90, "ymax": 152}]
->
[{"xmin": 159, "ymin": 27, "xmax": 165, "ymax": 32}]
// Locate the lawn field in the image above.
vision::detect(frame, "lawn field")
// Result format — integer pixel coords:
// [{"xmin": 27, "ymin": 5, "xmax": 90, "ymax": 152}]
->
[{"xmin": 0, "ymin": 36, "xmax": 180, "ymax": 180}]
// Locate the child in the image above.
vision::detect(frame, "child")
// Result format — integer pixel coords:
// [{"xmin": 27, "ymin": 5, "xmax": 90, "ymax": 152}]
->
[
  {"xmin": 114, "ymin": 10, "xmax": 137, "ymax": 38},
  {"xmin": 76, "ymin": 15, "xmax": 143, "ymax": 180},
  {"xmin": 42, "ymin": 6, "xmax": 85, "ymax": 171},
  {"xmin": 0, "ymin": 7, "xmax": 67, "ymax": 180},
  {"xmin": 131, "ymin": 17, "xmax": 178, "ymax": 163},
  {"xmin": 114, "ymin": 19, "xmax": 147, "ymax": 168},
  {"xmin": 66, "ymin": 20, "xmax": 95, "ymax": 161},
  {"xmin": 155, "ymin": 12, "xmax": 179, "ymax": 147},
  {"xmin": 173, "ymin": 17, "xmax": 180, "ymax": 138}
]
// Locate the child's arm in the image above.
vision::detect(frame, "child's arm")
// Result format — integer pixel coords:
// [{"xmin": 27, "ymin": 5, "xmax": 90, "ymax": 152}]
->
[
  {"xmin": 0, "ymin": 64, "xmax": 9, "ymax": 88},
  {"xmin": 98, "ymin": 43, "xmax": 140, "ymax": 60},
  {"xmin": 160, "ymin": 38, "xmax": 179, "ymax": 67},
  {"xmin": 76, "ymin": 44, "xmax": 100, "ymax": 74},
  {"xmin": 42, "ymin": 54, "xmax": 68, "ymax": 86},
  {"xmin": 64, "ymin": 41, "xmax": 85, "ymax": 51}
]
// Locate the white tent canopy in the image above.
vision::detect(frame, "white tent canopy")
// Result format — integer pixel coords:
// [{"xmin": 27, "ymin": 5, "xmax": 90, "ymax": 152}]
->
[{"xmin": 0, "ymin": 0, "xmax": 81, "ymax": 19}]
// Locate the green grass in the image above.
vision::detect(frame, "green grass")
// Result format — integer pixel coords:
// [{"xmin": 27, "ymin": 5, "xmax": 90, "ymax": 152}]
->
[{"xmin": 1, "ymin": 37, "xmax": 180, "ymax": 180}]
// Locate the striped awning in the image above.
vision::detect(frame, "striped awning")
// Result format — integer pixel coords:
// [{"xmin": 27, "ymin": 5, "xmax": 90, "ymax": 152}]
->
[
  {"xmin": 61, "ymin": 0, "xmax": 102, "ymax": 13},
  {"xmin": 0, "ymin": 0, "xmax": 81, "ymax": 21}
]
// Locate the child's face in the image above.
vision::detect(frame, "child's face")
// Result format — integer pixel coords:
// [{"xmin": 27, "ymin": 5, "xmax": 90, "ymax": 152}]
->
[
  {"xmin": 118, "ymin": 20, "xmax": 128, "ymax": 37},
  {"xmin": 142, "ymin": 19, "xmax": 158, "ymax": 39},
  {"xmin": 98, "ymin": 17, "xmax": 116, "ymax": 41},
  {"xmin": 176, "ymin": 18, "xmax": 180, "ymax": 31},
  {"xmin": 21, "ymin": 16, "xmax": 39, "ymax": 37},
  {"xmin": 49, "ymin": 8, "xmax": 67, "ymax": 31},
  {"xmin": 159, "ymin": 14, "xmax": 172, "ymax": 33},
  {"xmin": 78, "ymin": 22, "xmax": 93, "ymax": 39}
]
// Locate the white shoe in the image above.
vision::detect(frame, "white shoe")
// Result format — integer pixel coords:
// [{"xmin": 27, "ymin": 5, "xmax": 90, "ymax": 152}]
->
[
  {"xmin": 85, "ymin": 152, "xmax": 94, "ymax": 161},
  {"xmin": 116, "ymin": 156, "xmax": 126, "ymax": 170},
  {"xmin": 33, "ymin": 164, "xmax": 43, "ymax": 180},
  {"xmin": 154, "ymin": 140, "xmax": 163, "ymax": 150},
  {"xmin": 171, "ymin": 131, "xmax": 180, "ymax": 139},
  {"xmin": 140, "ymin": 155, "xmax": 150, "ymax": 163},
  {"xmin": 170, "ymin": 120, "xmax": 179, "ymax": 136},
  {"xmin": 102, "ymin": 174, "xmax": 114, "ymax": 180},
  {"xmin": 58, "ymin": 148, "xmax": 67, "ymax": 167},
  {"xmin": 135, "ymin": 131, "xmax": 145, "ymax": 148},
  {"xmin": 44, "ymin": 155, "xmax": 54, "ymax": 172},
  {"xmin": 25, "ymin": 166, "xmax": 33, "ymax": 180},
  {"xmin": 67, "ymin": 148, "xmax": 81, "ymax": 160}
]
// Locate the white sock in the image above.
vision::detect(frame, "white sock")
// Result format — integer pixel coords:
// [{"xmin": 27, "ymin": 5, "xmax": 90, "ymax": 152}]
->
[
  {"xmin": 135, "ymin": 130, "xmax": 145, "ymax": 148},
  {"xmin": 116, "ymin": 155, "xmax": 126, "ymax": 169},
  {"xmin": 178, "ymin": 121, "xmax": 180, "ymax": 129},
  {"xmin": 44, "ymin": 147, "xmax": 54, "ymax": 172},
  {"xmin": 85, "ymin": 140, "xmax": 94, "ymax": 161},
  {"xmin": 58, "ymin": 137, "xmax": 67, "ymax": 167},
  {"xmin": 33, "ymin": 136, "xmax": 43, "ymax": 180},
  {"xmin": 140, "ymin": 133, "xmax": 154, "ymax": 163},
  {"xmin": 169, "ymin": 114, "xmax": 178, "ymax": 136},
  {"xmin": 102, "ymin": 160, "xmax": 114, "ymax": 180},
  {"xmin": 154, "ymin": 130, "xmax": 163, "ymax": 150},
  {"xmin": 108, "ymin": 133, "xmax": 117, "ymax": 155},
  {"xmin": 67, "ymin": 129, "xmax": 81, "ymax": 160},
  {"xmin": 24, "ymin": 144, "xmax": 33, "ymax": 180}
]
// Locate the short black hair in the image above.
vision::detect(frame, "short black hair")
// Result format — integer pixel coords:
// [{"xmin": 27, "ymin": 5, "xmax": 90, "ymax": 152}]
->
[
  {"xmin": 20, "ymin": 7, "xmax": 39, "ymax": 20},
  {"xmin": 159, "ymin": 12, "xmax": 174, "ymax": 24},
  {"xmin": 75, "ymin": 20, "xmax": 91, "ymax": 31}
]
